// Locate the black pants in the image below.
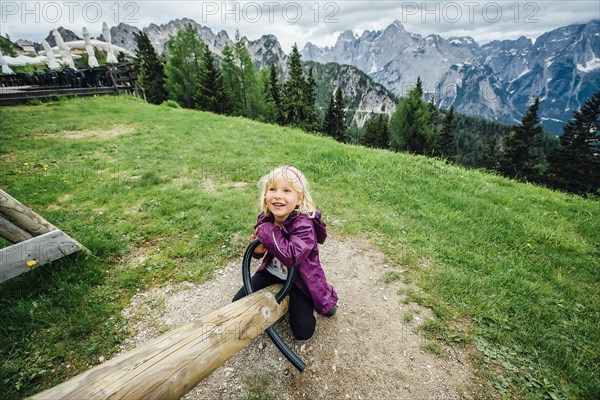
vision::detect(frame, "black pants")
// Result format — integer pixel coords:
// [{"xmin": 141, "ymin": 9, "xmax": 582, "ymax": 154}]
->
[{"xmin": 232, "ymin": 270, "xmax": 316, "ymax": 340}]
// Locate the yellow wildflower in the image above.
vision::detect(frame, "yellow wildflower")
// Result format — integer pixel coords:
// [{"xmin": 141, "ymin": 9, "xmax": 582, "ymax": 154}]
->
[{"xmin": 27, "ymin": 260, "xmax": 37, "ymax": 267}]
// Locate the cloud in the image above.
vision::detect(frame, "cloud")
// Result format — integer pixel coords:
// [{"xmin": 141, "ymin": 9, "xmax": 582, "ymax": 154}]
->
[{"xmin": 1, "ymin": 1, "xmax": 596, "ymax": 49}]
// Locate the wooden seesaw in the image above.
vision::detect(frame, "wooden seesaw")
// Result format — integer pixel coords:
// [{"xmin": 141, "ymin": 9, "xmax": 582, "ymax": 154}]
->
[
  {"xmin": 28, "ymin": 240, "xmax": 304, "ymax": 399},
  {"xmin": 0, "ymin": 189, "xmax": 84, "ymax": 283},
  {"xmin": 29, "ymin": 285, "xmax": 288, "ymax": 399}
]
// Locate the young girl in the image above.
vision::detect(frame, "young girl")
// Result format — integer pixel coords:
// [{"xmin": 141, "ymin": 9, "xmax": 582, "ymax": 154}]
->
[{"xmin": 232, "ymin": 165, "xmax": 338, "ymax": 340}]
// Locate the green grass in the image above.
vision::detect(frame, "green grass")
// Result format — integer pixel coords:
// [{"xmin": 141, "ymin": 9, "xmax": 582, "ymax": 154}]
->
[
  {"xmin": 241, "ymin": 373, "xmax": 277, "ymax": 400},
  {"xmin": 1, "ymin": 96, "xmax": 598, "ymax": 399},
  {"xmin": 421, "ymin": 342, "xmax": 447, "ymax": 359},
  {"xmin": 382, "ymin": 270, "xmax": 402, "ymax": 283}
]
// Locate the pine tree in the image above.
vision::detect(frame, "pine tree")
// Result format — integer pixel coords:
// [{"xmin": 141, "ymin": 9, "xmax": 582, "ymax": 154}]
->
[
  {"xmin": 478, "ymin": 136, "xmax": 501, "ymax": 171},
  {"xmin": 164, "ymin": 24, "xmax": 205, "ymax": 108},
  {"xmin": 334, "ymin": 87, "xmax": 348, "ymax": 141},
  {"xmin": 265, "ymin": 63, "xmax": 283, "ymax": 124},
  {"xmin": 428, "ymin": 95, "xmax": 437, "ymax": 125},
  {"xmin": 377, "ymin": 114, "xmax": 390, "ymax": 148},
  {"xmin": 323, "ymin": 91, "xmax": 337, "ymax": 137},
  {"xmin": 437, "ymin": 106, "xmax": 456, "ymax": 160},
  {"xmin": 415, "ymin": 76, "xmax": 424, "ymax": 98},
  {"xmin": 282, "ymin": 44, "xmax": 307, "ymax": 127},
  {"xmin": 303, "ymin": 66, "xmax": 319, "ymax": 131},
  {"xmin": 220, "ymin": 44, "xmax": 243, "ymax": 115},
  {"xmin": 0, "ymin": 34, "xmax": 17, "ymax": 57},
  {"xmin": 134, "ymin": 32, "xmax": 167, "ymax": 105},
  {"xmin": 545, "ymin": 91, "xmax": 600, "ymax": 195},
  {"xmin": 389, "ymin": 78, "xmax": 433, "ymax": 154},
  {"xmin": 195, "ymin": 45, "xmax": 231, "ymax": 115},
  {"xmin": 502, "ymin": 97, "xmax": 544, "ymax": 181},
  {"xmin": 234, "ymin": 32, "xmax": 261, "ymax": 118},
  {"xmin": 322, "ymin": 87, "xmax": 348, "ymax": 142},
  {"xmin": 362, "ymin": 114, "xmax": 390, "ymax": 148},
  {"xmin": 362, "ymin": 114, "xmax": 378, "ymax": 147}
]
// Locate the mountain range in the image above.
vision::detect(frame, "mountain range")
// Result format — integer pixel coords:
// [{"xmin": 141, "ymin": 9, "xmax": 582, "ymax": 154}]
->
[
  {"xmin": 47, "ymin": 18, "xmax": 396, "ymax": 130},
  {"xmin": 302, "ymin": 19, "xmax": 600, "ymax": 134},
  {"xmin": 40, "ymin": 18, "xmax": 600, "ymax": 134}
]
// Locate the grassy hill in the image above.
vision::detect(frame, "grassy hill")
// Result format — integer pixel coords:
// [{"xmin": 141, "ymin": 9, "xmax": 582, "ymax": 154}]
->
[{"xmin": 0, "ymin": 96, "xmax": 598, "ymax": 399}]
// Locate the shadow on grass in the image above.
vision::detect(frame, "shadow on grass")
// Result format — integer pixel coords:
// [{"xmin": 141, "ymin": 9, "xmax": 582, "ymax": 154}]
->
[{"xmin": 0, "ymin": 252, "xmax": 126, "ymax": 399}]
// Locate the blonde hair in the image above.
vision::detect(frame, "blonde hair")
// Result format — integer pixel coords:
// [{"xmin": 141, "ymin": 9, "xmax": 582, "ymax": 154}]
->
[{"xmin": 258, "ymin": 165, "xmax": 317, "ymax": 218}]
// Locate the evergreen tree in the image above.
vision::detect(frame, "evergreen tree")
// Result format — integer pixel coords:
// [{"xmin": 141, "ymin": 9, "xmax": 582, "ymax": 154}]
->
[
  {"xmin": 134, "ymin": 32, "xmax": 167, "ymax": 105},
  {"xmin": 478, "ymin": 136, "xmax": 501, "ymax": 171},
  {"xmin": 265, "ymin": 63, "xmax": 283, "ymax": 124},
  {"xmin": 303, "ymin": 67, "xmax": 319, "ymax": 131},
  {"xmin": 0, "ymin": 34, "xmax": 17, "ymax": 57},
  {"xmin": 282, "ymin": 44, "xmax": 307, "ymax": 127},
  {"xmin": 436, "ymin": 106, "xmax": 456, "ymax": 160},
  {"xmin": 323, "ymin": 91, "xmax": 337, "ymax": 137},
  {"xmin": 389, "ymin": 78, "xmax": 433, "ymax": 154},
  {"xmin": 334, "ymin": 86, "xmax": 348, "ymax": 141},
  {"xmin": 234, "ymin": 33, "xmax": 262, "ymax": 118},
  {"xmin": 322, "ymin": 87, "xmax": 348, "ymax": 142},
  {"xmin": 220, "ymin": 44, "xmax": 243, "ymax": 114},
  {"xmin": 545, "ymin": 91, "xmax": 600, "ymax": 195},
  {"xmin": 195, "ymin": 45, "xmax": 231, "ymax": 115},
  {"xmin": 378, "ymin": 114, "xmax": 390, "ymax": 148},
  {"xmin": 362, "ymin": 114, "xmax": 390, "ymax": 148},
  {"xmin": 164, "ymin": 24, "xmax": 205, "ymax": 108},
  {"xmin": 428, "ymin": 95, "xmax": 437, "ymax": 125},
  {"xmin": 502, "ymin": 97, "xmax": 544, "ymax": 181},
  {"xmin": 415, "ymin": 76, "xmax": 424, "ymax": 98}
]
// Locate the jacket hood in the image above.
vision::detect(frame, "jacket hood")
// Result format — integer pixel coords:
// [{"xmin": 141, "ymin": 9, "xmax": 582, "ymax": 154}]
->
[
  {"xmin": 255, "ymin": 211, "xmax": 327, "ymax": 245},
  {"xmin": 311, "ymin": 211, "xmax": 327, "ymax": 244}
]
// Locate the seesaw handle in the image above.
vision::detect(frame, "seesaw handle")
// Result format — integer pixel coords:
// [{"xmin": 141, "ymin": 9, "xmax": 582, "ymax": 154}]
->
[{"xmin": 242, "ymin": 239, "xmax": 306, "ymax": 372}]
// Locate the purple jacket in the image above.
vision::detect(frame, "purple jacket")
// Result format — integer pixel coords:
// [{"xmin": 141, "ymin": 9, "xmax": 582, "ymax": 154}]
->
[{"xmin": 253, "ymin": 211, "xmax": 338, "ymax": 315}]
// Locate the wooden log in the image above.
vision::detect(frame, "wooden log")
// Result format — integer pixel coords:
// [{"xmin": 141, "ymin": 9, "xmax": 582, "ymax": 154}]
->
[
  {"xmin": 29, "ymin": 285, "xmax": 288, "ymax": 400},
  {"xmin": 0, "ymin": 189, "xmax": 56, "ymax": 237},
  {"xmin": 0, "ymin": 230, "xmax": 83, "ymax": 283},
  {"xmin": 0, "ymin": 213, "xmax": 34, "ymax": 244}
]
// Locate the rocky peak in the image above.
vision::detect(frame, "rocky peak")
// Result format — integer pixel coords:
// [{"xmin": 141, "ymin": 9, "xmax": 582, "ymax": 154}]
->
[
  {"xmin": 387, "ymin": 19, "xmax": 405, "ymax": 32},
  {"xmin": 107, "ymin": 23, "xmax": 140, "ymax": 51},
  {"xmin": 45, "ymin": 27, "xmax": 81, "ymax": 47},
  {"xmin": 339, "ymin": 29, "xmax": 357, "ymax": 42}
]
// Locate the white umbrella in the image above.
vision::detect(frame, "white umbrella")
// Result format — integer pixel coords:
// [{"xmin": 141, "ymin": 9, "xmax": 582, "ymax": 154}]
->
[
  {"xmin": 82, "ymin": 27, "xmax": 99, "ymax": 67},
  {"xmin": 3, "ymin": 54, "xmax": 49, "ymax": 67},
  {"xmin": 0, "ymin": 49, "xmax": 14, "ymax": 74},
  {"xmin": 42, "ymin": 40, "xmax": 61, "ymax": 69},
  {"xmin": 53, "ymin": 29, "xmax": 75, "ymax": 68},
  {"xmin": 60, "ymin": 39, "xmax": 132, "ymax": 57},
  {"xmin": 103, "ymin": 22, "xmax": 118, "ymax": 64}
]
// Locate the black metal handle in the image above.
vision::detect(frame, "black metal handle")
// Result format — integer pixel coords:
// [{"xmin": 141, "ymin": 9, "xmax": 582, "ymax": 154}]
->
[{"xmin": 242, "ymin": 239, "xmax": 306, "ymax": 372}]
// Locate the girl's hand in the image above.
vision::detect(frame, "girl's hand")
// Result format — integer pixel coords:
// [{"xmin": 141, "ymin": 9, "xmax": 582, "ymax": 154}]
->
[{"xmin": 250, "ymin": 230, "xmax": 267, "ymax": 254}]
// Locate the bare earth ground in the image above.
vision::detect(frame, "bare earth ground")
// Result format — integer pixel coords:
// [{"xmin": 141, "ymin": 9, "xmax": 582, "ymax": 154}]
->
[{"xmin": 120, "ymin": 236, "xmax": 485, "ymax": 399}]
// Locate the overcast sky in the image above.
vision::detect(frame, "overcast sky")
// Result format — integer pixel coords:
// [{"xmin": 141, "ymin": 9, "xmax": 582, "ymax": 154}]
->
[{"xmin": 1, "ymin": 1, "xmax": 598, "ymax": 50}]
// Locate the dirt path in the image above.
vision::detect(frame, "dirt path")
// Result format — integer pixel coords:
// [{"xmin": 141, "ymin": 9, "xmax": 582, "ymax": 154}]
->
[{"xmin": 120, "ymin": 236, "xmax": 483, "ymax": 399}]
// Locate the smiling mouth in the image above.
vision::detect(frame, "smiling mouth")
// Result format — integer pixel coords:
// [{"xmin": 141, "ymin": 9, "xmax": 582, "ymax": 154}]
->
[{"xmin": 272, "ymin": 202, "xmax": 286, "ymax": 207}]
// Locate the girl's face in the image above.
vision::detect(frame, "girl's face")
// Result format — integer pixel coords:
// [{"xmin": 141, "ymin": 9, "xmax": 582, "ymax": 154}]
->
[{"xmin": 265, "ymin": 176, "xmax": 301, "ymax": 226}]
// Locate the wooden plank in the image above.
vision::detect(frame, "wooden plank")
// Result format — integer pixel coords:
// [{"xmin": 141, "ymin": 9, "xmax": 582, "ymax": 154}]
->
[
  {"xmin": 0, "ymin": 189, "xmax": 55, "ymax": 236},
  {"xmin": 0, "ymin": 213, "xmax": 34, "ymax": 244},
  {"xmin": 29, "ymin": 285, "xmax": 289, "ymax": 400},
  {"xmin": 0, "ymin": 230, "xmax": 82, "ymax": 282}
]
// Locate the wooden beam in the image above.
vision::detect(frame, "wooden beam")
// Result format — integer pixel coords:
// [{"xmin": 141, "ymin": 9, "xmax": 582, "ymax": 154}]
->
[
  {"xmin": 0, "ymin": 213, "xmax": 34, "ymax": 244},
  {"xmin": 29, "ymin": 285, "xmax": 288, "ymax": 400},
  {"xmin": 0, "ymin": 230, "xmax": 83, "ymax": 283},
  {"xmin": 0, "ymin": 189, "xmax": 55, "ymax": 237}
]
